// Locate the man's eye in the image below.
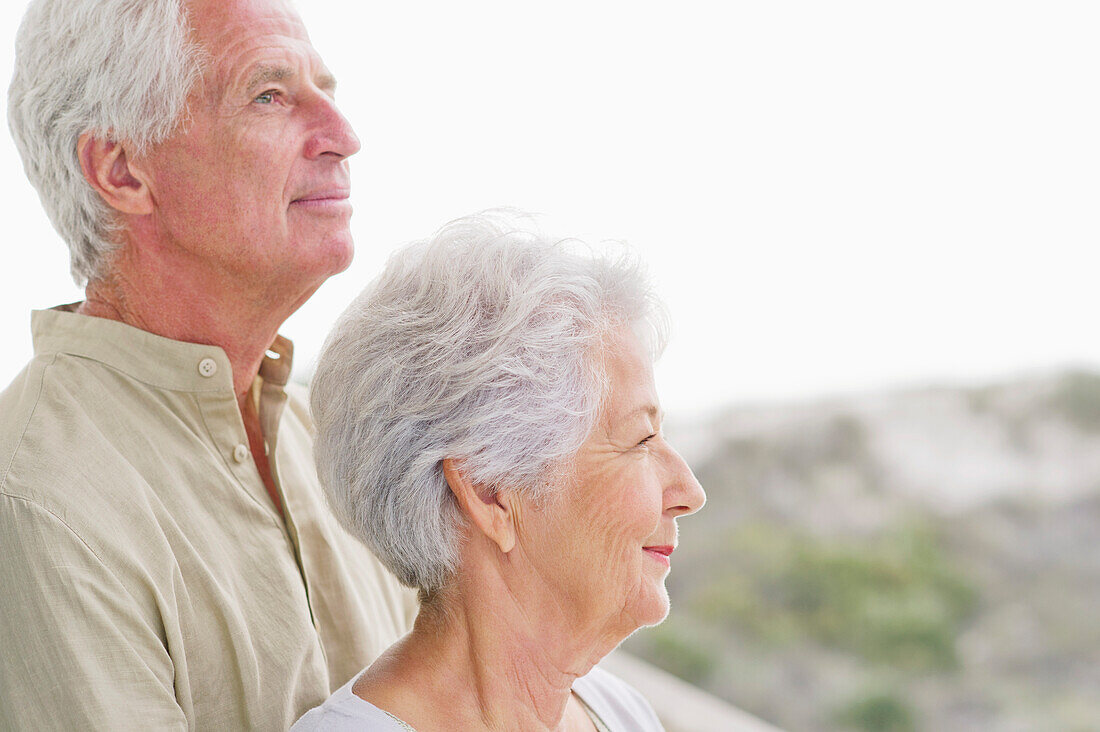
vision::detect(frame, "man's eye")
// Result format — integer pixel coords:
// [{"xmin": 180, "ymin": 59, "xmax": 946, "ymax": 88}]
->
[
  {"xmin": 254, "ymin": 90, "xmax": 277, "ymax": 104},
  {"xmin": 637, "ymin": 434, "xmax": 657, "ymax": 448}
]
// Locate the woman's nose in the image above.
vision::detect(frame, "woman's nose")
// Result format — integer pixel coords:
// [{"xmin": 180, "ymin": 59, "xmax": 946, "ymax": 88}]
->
[{"xmin": 663, "ymin": 443, "xmax": 706, "ymax": 517}]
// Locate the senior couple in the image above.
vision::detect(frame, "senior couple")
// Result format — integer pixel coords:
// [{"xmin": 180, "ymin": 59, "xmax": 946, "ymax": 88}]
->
[{"xmin": 0, "ymin": 0, "xmax": 705, "ymax": 730}]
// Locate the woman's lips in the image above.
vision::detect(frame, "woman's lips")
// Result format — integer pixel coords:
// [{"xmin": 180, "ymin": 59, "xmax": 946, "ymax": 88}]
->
[{"xmin": 643, "ymin": 545, "xmax": 674, "ymax": 567}]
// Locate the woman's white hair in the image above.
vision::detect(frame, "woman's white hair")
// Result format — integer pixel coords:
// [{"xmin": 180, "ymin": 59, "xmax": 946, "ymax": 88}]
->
[
  {"xmin": 7, "ymin": 0, "xmax": 204, "ymax": 286},
  {"xmin": 310, "ymin": 210, "xmax": 669, "ymax": 596}
]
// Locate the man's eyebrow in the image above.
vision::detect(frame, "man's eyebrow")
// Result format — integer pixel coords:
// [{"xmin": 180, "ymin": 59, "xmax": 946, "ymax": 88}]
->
[
  {"xmin": 244, "ymin": 64, "xmax": 338, "ymax": 95},
  {"xmin": 246, "ymin": 64, "xmax": 294, "ymax": 92},
  {"xmin": 316, "ymin": 71, "xmax": 337, "ymax": 94}
]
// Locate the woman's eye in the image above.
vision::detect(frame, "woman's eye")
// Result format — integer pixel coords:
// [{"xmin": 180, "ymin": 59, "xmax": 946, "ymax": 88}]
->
[{"xmin": 637, "ymin": 434, "xmax": 657, "ymax": 448}]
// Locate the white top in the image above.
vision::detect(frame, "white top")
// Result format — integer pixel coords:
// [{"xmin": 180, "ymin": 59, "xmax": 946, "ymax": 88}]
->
[{"xmin": 292, "ymin": 665, "xmax": 664, "ymax": 731}]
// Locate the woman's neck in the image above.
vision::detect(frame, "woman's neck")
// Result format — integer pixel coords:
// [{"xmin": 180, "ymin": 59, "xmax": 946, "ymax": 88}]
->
[{"xmin": 355, "ymin": 568, "xmax": 621, "ymax": 731}]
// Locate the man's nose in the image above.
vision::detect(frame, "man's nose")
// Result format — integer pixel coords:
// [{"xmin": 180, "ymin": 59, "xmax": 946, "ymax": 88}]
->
[{"xmin": 305, "ymin": 93, "xmax": 361, "ymax": 160}]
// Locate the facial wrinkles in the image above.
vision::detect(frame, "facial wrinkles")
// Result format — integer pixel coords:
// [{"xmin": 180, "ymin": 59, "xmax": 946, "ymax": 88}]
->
[
  {"xmin": 499, "ymin": 521, "xmax": 581, "ymax": 644},
  {"xmin": 192, "ymin": 0, "xmax": 317, "ymax": 106},
  {"xmin": 572, "ymin": 458, "xmax": 655, "ymax": 615},
  {"xmin": 193, "ymin": 50, "xmax": 331, "ymax": 201},
  {"xmin": 103, "ymin": 0, "xmax": 349, "ymax": 307},
  {"xmin": 502, "ymin": 329, "xmax": 674, "ymax": 642},
  {"xmin": 507, "ymin": 486, "xmax": 587, "ymax": 622},
  {"xmin": 607, "ymin": 433, "xmax": 665, "ymax": 540},
  {"xmin": 214, "ymin": 47, "xmax": 327, "ymax": 117}
]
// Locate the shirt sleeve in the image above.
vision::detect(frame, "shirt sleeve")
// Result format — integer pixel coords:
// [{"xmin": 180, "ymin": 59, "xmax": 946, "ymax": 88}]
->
[{"xmin": 0, "ymin": 493, "xmax": 187, "ymax": 731}]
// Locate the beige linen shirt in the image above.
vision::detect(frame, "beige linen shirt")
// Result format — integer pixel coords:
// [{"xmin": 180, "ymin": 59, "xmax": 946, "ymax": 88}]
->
[{"xmin": 0, "ymin": 306, "xmax": 418, "ymax": 731}]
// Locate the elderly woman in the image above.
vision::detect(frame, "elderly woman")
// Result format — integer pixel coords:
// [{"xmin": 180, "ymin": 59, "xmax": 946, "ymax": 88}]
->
[{"xmin": 295, "ymin": 211, "xmax": 705, "ymax": 731}]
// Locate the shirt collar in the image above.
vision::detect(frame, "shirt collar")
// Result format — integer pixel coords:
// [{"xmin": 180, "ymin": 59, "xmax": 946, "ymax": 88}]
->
[{"xmin": 31, "ymin": 304, "xmax": 295, "ymax": 394}]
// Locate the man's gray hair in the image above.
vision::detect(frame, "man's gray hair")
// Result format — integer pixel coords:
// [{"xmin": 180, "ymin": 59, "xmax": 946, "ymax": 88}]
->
[
  {"xmin": 8, "ymin": 0, "xmax": 203, "ymax": 286},
  {"xmin": 310, "ymin": 210, "xmax": 668, "ymax": 596}
]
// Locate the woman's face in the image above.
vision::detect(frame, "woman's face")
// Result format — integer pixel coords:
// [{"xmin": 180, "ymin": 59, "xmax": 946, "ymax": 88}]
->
[{"xmin": 519, "ymin": 326, "xmax": 706, "ymax": 635}]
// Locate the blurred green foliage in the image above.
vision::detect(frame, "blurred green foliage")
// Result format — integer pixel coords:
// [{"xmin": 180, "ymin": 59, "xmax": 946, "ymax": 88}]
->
[
  {"xmin": 628, "ymin": 618, "xmax": 719, "ymax": 686},
  {"xmin": 1049, "ymin": 372, "xmax": 1100, "ymax": 431},
  {"xmin": 833, "ymin": 692, "xmax": 917, "ymax": 732},
  {"xmin": 629, "ymin": 376, "xmax": 1100, "ymax": 730},
  {"xmin": 693, "ymin": 522, "xmax": 977, "ymax": 671}
]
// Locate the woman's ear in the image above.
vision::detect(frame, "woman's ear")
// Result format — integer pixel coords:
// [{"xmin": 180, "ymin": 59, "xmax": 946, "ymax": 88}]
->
[
  {"xmin": 77, "ymin": 132, "xmax": 155, "ymax": 215},
  {"xmin": 443, "ymin": 457, "xmax": 516, "ymax": 554}
]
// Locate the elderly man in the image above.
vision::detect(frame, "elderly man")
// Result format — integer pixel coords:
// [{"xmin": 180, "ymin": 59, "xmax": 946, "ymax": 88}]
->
[{"xmin": 0, "ymin": 0, "xmax": 416, "ymax": 729}]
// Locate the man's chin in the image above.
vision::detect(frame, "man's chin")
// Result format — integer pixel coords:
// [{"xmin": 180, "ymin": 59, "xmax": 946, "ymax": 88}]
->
[
  {"xmin": 299, "ymin": 229, "xmax": 355, "ymax": 276},
  {"xmin": 330, "ymin": 234, "xmax": 355, "ymax": 275}
]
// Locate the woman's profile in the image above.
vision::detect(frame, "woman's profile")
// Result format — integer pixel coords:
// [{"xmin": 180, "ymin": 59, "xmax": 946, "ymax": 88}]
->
[{"xmin": 295, "ymin": 210, "xmax": 706, "ymax": 731}]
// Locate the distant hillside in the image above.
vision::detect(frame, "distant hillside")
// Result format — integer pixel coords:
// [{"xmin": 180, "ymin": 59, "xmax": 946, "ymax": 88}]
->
[{"xmin": 626, "ymin": 370, "xmax": 1100, "ymax": 732}]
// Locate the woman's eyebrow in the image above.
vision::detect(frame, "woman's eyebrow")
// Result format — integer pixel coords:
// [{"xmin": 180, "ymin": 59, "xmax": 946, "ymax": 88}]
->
[{"xmin": 624, "ymin": 404, "xmax": 663, "ymax": 423}]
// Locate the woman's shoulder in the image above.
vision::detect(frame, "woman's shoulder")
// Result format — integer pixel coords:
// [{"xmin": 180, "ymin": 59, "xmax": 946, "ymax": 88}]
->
[
  {"xmin": 291, "ymin": 672, "xmax": 415, "ymax": 732},
  {"xmin": 573, "ymin": 666, "xmax": 665, "ymax": 731}
]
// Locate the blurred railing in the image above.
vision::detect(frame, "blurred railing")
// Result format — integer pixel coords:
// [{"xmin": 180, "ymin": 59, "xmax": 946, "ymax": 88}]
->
[{"xmin": 601, "ymin": 651, "xmax": 783, "ymax": 732}]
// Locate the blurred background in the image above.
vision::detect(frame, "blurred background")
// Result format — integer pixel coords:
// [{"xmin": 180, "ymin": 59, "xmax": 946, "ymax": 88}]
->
[{"xmin": 2, "ymin": 2, "xmax": 1098, "ymax": 730}]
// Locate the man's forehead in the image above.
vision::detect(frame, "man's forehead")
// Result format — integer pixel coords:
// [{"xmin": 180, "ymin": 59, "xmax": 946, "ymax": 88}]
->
[
  {"xmin": 183, "ymin": 0, "xmax": 331, "ymax": 96},
  {"xmin": 185, "ymin": 0, "xmax": 302, "ymax": 31},
  {"xmin": 185, "ymin": 0, "xmax": 311, "ymax": 57}
]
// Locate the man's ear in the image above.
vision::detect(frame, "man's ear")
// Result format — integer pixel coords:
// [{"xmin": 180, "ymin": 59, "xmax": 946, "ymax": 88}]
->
[
  {"xmin": 443, "ymin": 457, "xmax": 516, "ymax": 554},
  {"xmin": 77, "ymin": 132, "xmax": 154, "ymax": 215}
]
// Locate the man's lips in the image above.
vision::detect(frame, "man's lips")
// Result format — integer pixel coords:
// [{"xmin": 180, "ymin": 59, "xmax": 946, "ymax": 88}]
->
[
  {"xmin": 290, "ymin": 189, "xmax": 351, "ymax": 208},
  {"xmin": 643, "ymin": 545, "xmax": 675, "ymax": 567}
]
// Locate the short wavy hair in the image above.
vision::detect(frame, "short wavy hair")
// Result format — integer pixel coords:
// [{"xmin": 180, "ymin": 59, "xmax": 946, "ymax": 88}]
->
[
  {"xmin": 8, "ymin": 0, "xmax": 204, "ymax": 285},
  {"xmin": 310, "ymin": 211, "xmax": 668, "ymax": 596}
]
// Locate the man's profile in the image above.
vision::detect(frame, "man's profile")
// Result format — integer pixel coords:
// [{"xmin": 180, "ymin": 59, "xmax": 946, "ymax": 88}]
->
[{"xmin": 0, "ymin": 0, "xmax": 415, "ymax": 728}]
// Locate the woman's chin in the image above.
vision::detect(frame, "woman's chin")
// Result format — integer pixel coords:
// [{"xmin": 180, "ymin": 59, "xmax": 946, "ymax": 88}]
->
[{"xmin": 629, "ymin": 587, "xmax": 671, "ymax": 630}]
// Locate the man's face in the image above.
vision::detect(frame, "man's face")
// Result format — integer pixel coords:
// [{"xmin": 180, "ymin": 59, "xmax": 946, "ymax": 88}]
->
[{"xmin": 136, "ymin": 0, "xmax": 360, "ymax": 298}]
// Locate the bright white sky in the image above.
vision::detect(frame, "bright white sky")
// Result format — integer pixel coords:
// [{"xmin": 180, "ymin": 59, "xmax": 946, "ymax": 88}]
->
[{"xmin": 1, "ymin": 1, "xmax": 1098, "ymax": 417}]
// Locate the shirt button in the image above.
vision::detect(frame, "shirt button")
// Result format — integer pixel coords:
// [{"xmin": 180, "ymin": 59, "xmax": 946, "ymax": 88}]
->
[
  {"xmin": 198, "ymin": 358, "xmax": 218, "ymax": 378},
  {"xmin": 233, "ymin": 443, "xmax": 250, "ymax": 463}
]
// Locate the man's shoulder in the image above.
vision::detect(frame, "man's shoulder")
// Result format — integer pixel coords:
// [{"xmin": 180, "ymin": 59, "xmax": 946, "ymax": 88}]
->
[
  {"xmin": 5, "ymin": 351, "xmax": 99, "ymax": 456},
  {"xmin": 0, "ymin": 353, "xmax": 172, "ymax": 611},
  {"xmin": 1, "ymin": 354, "xmax": 143, "ymax": 538},
  {"xmin": 0, "ymin": 352, "xmax": 63, "ymax": 495},
  {"xmin": 0, "ymin": 348, "xmax": 197, "ymax": 513}
]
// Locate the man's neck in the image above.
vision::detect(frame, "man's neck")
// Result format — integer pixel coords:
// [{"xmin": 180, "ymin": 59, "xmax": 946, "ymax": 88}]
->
[
  {"xmin": 81, "ymin": 269, "xmax": 297, "ymax": 519},
  {"xmin": 79, "ymin": 253, "xmax": 303, "ymax": 400}
]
